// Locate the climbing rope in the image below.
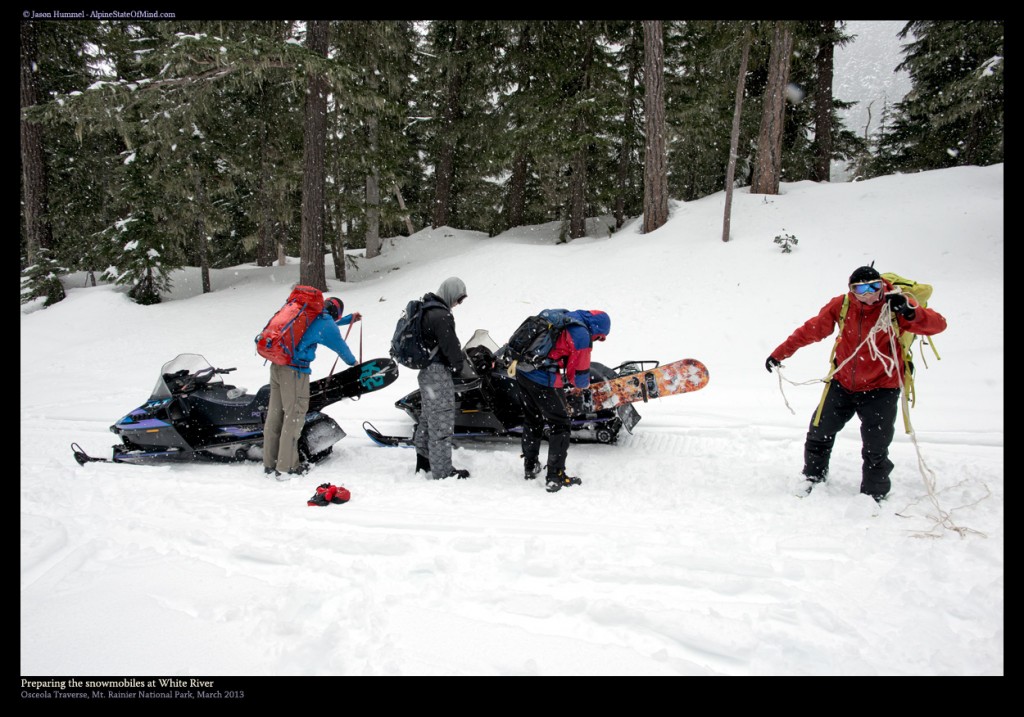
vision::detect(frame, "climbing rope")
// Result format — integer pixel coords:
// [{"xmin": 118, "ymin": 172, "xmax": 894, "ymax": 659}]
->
[{"xmin": 773, "ymin": 302, "xmax": 982, "ymax": 537}]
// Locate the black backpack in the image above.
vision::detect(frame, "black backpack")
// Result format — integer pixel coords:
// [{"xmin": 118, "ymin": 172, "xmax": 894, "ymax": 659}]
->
[
  {"xmin": 505, "ymin": 308, "xmax": 584, "ymax": 372},
  {"xmin": 390, "ymin": 297, "xmax": 447, "ymax": 369}
]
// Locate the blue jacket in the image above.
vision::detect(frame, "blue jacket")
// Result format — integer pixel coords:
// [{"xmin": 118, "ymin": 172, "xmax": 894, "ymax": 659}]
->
[{"xmin": 290, "ymin": 312, "xmax": 357, "ymax": 374}]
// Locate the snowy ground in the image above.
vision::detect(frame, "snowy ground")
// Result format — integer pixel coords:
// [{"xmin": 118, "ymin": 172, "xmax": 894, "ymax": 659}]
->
[{"xmin": 21, "ymin": 165, "xmax": 1003, "ymax": 683}]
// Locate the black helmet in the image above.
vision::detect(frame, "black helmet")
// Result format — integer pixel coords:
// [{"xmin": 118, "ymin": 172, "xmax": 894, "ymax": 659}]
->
[
  {"xmin": 325, "ymin": 297, "xmax": 344, "ymax": 320},
  {"xmin": 848, "ymin": 265, "xmax": 881, "ymax": 285}
]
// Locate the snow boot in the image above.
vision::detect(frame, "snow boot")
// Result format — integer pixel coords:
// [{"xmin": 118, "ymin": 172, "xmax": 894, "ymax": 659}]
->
[
  {"xmin": 793, "ymin": 472, "xmax": 827, "ymax": 497},
  {"xmin": 523, "ymin": 456, "xmax": 541, "ymax": 481},
  {"xmin": 545, "ymin": 469, "xmax": 581, "ymax": 493},
  {"xmin": 415, "ymin": 453, "xmax": 431, "ymax": 474}
]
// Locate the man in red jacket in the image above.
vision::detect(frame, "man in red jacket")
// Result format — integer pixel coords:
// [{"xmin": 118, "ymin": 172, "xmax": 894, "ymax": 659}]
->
[{"xmin": 765, "ymin": 265, "xmax": 947, "ymax": 502}]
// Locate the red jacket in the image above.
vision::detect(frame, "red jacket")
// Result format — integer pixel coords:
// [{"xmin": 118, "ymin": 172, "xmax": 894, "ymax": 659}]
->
[{"xmin": 771, "ymin": 281, "xmax": 947, "ymax": 392}]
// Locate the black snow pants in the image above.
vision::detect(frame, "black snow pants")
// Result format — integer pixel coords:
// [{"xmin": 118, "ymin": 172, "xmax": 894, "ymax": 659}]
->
[
  {"xmin": 804, "ymin": 381, "xmax": 900, "ymax": 498},
  {"xmin": 515, "ymin": 373, "xmax": 572, "ymax": 478}
]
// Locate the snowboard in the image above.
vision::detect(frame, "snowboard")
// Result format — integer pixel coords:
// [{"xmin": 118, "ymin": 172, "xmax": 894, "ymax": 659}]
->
[
  {"xmin": 309, "ymin": 358, "xmax": 399, "ymax": 413},
  {"xmin": 571, "ymin": 358, "xmax": 709, "ymax": 411}
]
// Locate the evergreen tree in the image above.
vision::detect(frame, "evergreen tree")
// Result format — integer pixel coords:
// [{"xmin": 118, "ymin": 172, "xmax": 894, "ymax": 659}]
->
[
  {"xmin": 666, "ymin": 21, "xmax": 763, "ymax": 202},
  {"xmin": 20, "ymin": 248, "xmax": 66, "ymax": 307},
  {"xmin": 331, "ymin": 21, "xmax": 419, "ymax": 261},
  {"xmin": 872, "ymin": 20, "xmax": 1003, "ymax": 174}
]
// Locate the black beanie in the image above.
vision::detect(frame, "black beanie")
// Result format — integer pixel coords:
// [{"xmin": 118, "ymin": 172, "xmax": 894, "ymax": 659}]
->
[{"xmin": 848, "ymin": 266, "xmax": 881, "ymax": 285}]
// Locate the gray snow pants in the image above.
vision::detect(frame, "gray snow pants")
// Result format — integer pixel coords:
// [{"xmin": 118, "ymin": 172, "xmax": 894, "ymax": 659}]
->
[
  {"xmin": 414, "ymin": 362, "xmax": 455, "ymax": 480},
  {"xmin": 263, "ymin": 363, "xmax": 310, "ymax": 474}
]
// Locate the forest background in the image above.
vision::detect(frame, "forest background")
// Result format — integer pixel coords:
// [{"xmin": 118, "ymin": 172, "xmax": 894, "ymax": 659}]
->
[{"xmin": 20, "ymin": 20, "xmax": 1003, "ymax": 305}]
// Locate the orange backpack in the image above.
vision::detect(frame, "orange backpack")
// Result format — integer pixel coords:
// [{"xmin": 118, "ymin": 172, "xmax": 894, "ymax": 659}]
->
[{"xmin": 255, "ymin": 285, "xmax": 324, "ymax": 367}]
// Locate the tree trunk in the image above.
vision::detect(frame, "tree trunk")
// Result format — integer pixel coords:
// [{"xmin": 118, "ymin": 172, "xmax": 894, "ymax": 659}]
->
[
  {"xmin": 615, "ymin": 34, "xmax": 640, "ymax": 231},
  {"xmin": 331, "ymin": 227, "xmax": 346, "ymax": 282},
  {"xmin": 365, "ymin": 164, "xmax": 381, "ymax": 258},
  {"xmin": 568, "ymin": 32, "xmax": 596, "ymax": 240},
  {"xmin": 811, "ymin": 20, "xmax": 836, "ymax": 182},
  {"xmin": 723, "ymin": 26, "xmax": 752, "ymax": 242},
  {"xmin": 20, "ymin": 21, "xmax": 52, "ymax": 264},
  {"xmin": 751, "ymin": 22, "xmax": 793, "ymax": 195},
  {"xmin": 299, "ymin": 20, "xmax": 329, "ymax": 290},
  {"xmin": 192, "ymin": 169, "xmax": 212, "ymax": 293},
  {"xmin": 394, "ymin": 184, "xmax": 415, "ymax": 236},
  {"xmin": 506, "ymin": 151, "xmax": 528, "ymax": 230},
  {"xmin": 255, "ymin": 98, "xmax": 276, "ymax": 267},
  {"xmin": 642, "ymin": 20, "xmax": 668, "ymax": 234},
  {"xmin": 431, "ymin": 27, "xmax": 467, "ymax": 230}
]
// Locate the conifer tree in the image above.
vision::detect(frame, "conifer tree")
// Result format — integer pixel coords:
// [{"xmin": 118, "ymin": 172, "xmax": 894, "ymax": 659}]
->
[{"xmin": 871, "ymin": 20, "xmax": 1003, "ymax": 174}]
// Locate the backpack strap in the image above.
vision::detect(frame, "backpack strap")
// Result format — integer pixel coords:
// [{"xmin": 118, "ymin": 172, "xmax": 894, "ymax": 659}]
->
[{"xmin": 812, "ymin": 296, "xmax": 850, "ymax": 427}]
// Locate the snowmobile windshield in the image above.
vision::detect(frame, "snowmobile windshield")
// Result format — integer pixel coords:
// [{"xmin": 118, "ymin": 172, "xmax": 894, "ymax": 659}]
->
[
  {"xmin": 463, "ymin": 329, "xmax": 500, "ymax": 354},
  {"xmin": 151, "ymin": 354, "xmax": 222, "ymax": 399}
]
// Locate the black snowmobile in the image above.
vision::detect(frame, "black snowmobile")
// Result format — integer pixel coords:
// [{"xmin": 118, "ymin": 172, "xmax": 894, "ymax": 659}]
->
[
  {"xmin": 364, "ymin": 330, "xmax": 647, "ymax": 447},
  {"xmin": 72, "ymin": 353, "xmax": 398, "ymax": 465}
]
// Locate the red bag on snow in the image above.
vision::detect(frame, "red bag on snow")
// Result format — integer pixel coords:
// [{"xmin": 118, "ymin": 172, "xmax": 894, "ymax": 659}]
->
[
  {"xmin": 255, "ymin": 285, "xmax": 324, "ymax": 366},
  {"xmin": 308, "ymin": 483, "xmax": 350, "ymax": 507}
]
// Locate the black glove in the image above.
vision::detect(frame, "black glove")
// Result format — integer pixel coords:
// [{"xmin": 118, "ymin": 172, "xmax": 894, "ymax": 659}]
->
[
  {"xmin": 886, "ymin": 292, "xmax": 916, "ymax": 320},
  {"xmin": 765, "ymin": 356, "xmax": 781, "ymax": 373},
  {"xmin": 564, "ymin": 388, "xmax": 592, "ymax": 415},
  {"xmin": 580, "ymin": 388, "xmax": 593, "ymax": 414}
]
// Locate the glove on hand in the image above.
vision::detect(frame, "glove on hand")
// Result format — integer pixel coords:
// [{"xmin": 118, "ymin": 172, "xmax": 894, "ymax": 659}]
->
[
  {"xmin": 886, "ymin": 292, "xmax": 916, "ymax": 320},
  {"xmin": 580, "ymin": 388, "xmax": 594, "ymax": 414},
  {"xmin": 765, "ymin": 356, "xmax": 781, "ymax": 373},
  {"xmin": 564, "ymin": 388, "xmax": 592, "ymax": 415}
]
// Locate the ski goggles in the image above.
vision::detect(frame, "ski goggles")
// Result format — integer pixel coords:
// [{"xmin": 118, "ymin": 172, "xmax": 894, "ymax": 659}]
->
[{"xmin": 851, "ymin": 280, "xmax": 883, "ymax": 295}]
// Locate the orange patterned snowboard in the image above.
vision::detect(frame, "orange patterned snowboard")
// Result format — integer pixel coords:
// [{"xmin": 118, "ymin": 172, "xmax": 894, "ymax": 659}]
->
[{"xmin": 576, "ymin": 358, "xmax": 709, "ymax": 411}]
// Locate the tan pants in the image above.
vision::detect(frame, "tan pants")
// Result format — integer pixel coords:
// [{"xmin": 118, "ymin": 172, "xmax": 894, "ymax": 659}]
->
[{"xmin": 263, "ymin": 363, "xmax": 310, "ymax": 473}]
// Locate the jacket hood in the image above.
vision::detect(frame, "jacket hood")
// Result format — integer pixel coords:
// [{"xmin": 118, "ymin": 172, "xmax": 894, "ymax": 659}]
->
[
  {"xmin": 571, "ymin": 310, "xmax": 611, "ymax": 338},
  {"xmin": 437, "ymin": 277, "xmax": 467, "ymax": 308}
]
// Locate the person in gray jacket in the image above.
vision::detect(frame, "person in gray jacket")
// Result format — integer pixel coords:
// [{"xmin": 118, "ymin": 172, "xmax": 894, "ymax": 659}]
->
[{"xmin": 414, "ymin": 277, "xmax": 471, "ymax": 480}]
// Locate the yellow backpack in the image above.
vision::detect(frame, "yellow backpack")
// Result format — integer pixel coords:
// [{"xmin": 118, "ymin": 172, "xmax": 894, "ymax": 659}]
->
[{"xmin": 815, "ymin": 272, "xmax": 941, "ymax": 432}]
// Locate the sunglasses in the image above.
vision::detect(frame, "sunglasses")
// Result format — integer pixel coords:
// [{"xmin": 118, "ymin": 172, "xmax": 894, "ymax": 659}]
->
[{"xmin": 851, "ymin": 281, "xmax": 883, "ymax": 295}]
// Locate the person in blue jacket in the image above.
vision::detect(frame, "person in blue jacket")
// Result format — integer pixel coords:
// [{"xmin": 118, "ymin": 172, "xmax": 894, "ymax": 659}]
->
[
  {"xmin": 263, "ymin": 295, "xmax": 361, "ymax": 479},
  {"xmin": 515, "ymin": 309, "xmax": 610, "ymax": 492}
]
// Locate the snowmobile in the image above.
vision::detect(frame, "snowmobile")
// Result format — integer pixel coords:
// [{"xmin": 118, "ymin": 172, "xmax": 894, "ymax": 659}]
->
[
  {"xmin": 364, "ymin": 330, "xmax": 648, "ymax": 447},
  {"xmin": 72, "ymin": 353, "xmax": 398, "ymax": 466}
]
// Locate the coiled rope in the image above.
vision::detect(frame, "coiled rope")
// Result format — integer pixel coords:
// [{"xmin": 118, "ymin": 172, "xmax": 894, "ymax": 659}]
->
[{"xmin": 773, "ymin": 302, "xmax": 983, "ymax": 537}]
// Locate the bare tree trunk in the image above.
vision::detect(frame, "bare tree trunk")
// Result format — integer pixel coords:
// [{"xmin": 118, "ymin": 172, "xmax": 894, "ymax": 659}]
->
[
  {"xmin": 723, "ymin": 26, "xmax": 752, "ymax": 242},
  {"xmin": 363, "ymin": 59, "xmax": 383, "ymax": 258},
  {"xmin": 394, "ymin": 184, "xmax": 415, "ymax": 236},
  {"xmin": 20, "ymin": 21, "xmax": 52, "ymax": 264},
  {"xmin": 751, "ymin": 22, "xmax": 793, "ymax": 195},
  {"xmin": 300, "ymin": 20, "xmax": 329, "ymax": 290},
  {"xmin": 642, "ymin": 20, "xmax": 668, "ymax": 234},
  {"xmin": 811, "ymin": 20, "xmax": 836, "ymax": 182}
]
